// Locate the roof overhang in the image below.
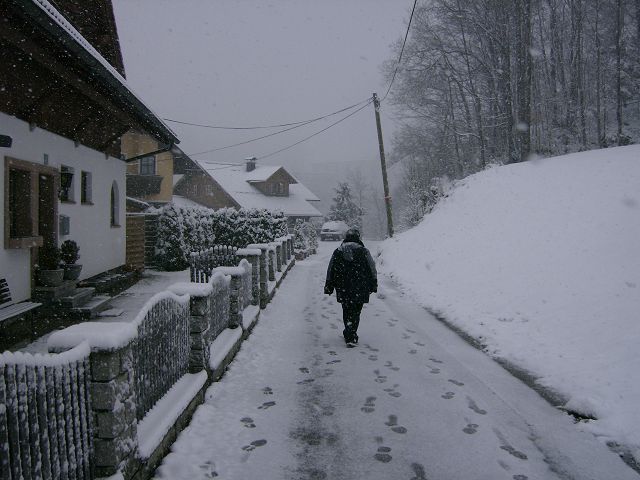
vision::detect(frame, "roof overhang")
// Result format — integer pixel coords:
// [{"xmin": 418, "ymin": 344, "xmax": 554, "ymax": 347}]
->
[{"xmin": 1, "ymin": 0, "xmax": 178, "ymax": 148}]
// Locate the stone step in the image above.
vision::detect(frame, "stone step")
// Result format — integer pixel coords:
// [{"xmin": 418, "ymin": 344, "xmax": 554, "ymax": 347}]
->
[
  {"xmin": 72, "ymin": 295, "xmax": 112, "ymax": 319},
  {"xmin": 57, "ymin": 287, "xmax": 95, "ymax": 309},
  {"xmin": 32, "ymin": 281, "xmax": 77, "ymax": 303},
  {"xmin": 97, "ymin": 308, "xmax": 124, "ymax": 318}
]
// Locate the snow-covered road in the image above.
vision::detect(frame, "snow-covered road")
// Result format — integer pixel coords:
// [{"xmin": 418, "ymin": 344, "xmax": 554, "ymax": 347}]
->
[{"xmin": 154, "ymin": 242, "xmax": 638, "ymax": 480}]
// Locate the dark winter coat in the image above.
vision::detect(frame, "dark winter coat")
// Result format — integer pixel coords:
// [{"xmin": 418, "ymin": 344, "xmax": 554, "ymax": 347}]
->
[{"xmin": 324, "ymin": 240, "xmax": 377, "ymax": 304}]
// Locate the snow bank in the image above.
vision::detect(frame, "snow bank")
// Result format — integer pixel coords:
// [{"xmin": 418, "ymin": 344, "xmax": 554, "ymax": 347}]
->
[
  {"xmin": 1, "ymin": 341, "xmax": 90, "ymax": 365},
  {"xmin": 236, "ymin": 248, "xmax": 261, "ymax": 256},
  {"xmin": 242, "ymin": 305, "xmax": 260, "ymax": 331},
  {"xmin": 48, "ymin": 323, "xmax": 136, "ymax": 352},
  {"xmin": 214, "ymin": 266, "xmax": 245, "ymax": 276},
  {"xmin": 380, "ymin": 145, "xmax": 640, "ymax": 456},
  {"xmin": 137, "ymin": 371, "xmax": 208, "ymax": 458},
  {"xmin": 209, "ymin": 328, "xmax": 242, "ymax": 371}
]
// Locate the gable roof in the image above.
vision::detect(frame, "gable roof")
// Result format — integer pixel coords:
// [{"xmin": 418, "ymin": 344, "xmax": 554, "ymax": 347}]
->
[
  {"xmin": 245, "ymin": 166, "xmax": 297, "ymax": 184},
  {"xmin": 200, "ymin": 164, "xmax": 322, "ymax": 217},
  {"xmin": 2, "ymin": 0, "xmax": 178, "ymax": 148},
  {"xmin": 49, "ymin": 0, "xmax": 126, "ymax": 77},
  {"xmin": 290, "ymin": 182, "xmax": 321, "ymax": 202}
]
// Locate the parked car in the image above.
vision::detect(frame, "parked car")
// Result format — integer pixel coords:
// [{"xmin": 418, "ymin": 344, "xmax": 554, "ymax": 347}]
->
[{"xmin": 320, "ymin": 221, "xmax": 349, "ymax": 241}]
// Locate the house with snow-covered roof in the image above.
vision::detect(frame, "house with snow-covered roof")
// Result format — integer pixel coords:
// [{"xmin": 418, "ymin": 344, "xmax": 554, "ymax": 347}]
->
[
  {"xmin": 174, "ymin": 157, "xmax": 322, "ymax": 226},
  {"xmin": 0, "ymin": 0, "xmax": 178, "ymax": 310}
]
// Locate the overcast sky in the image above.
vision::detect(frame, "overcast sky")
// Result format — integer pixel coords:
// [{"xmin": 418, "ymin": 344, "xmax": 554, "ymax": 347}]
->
[{"xmin": 112, "ymin": 0, "xmax": 409, "ymax": 212}]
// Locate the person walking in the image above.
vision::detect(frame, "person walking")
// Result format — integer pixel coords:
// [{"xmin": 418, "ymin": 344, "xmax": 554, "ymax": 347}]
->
[{"xmin": 324, "ymin": 228, "xmax": 377, "ymax": 347}]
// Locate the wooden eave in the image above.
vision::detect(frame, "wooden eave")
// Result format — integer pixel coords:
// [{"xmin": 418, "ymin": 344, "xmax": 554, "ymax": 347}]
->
[{"xmin": 0, "ymin": 0, "xmax": 178, "ymax": 155}]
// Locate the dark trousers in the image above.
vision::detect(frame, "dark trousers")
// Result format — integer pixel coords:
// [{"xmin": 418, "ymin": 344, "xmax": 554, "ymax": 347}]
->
[{"xmin": 341, "ymin": 301, "xmax": 363, "ymax": 342}]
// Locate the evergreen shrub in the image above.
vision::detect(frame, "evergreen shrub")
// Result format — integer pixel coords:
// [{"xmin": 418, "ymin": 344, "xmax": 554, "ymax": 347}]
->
[{"xmin": 155, "ymin": 205, "xmax": 288, "ymax": 271}]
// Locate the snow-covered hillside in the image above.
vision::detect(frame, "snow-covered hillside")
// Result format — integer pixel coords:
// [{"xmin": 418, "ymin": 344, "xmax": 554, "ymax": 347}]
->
[{"xmin": 378, "ymin": 145, "xmax": 640, "ymax": 461}]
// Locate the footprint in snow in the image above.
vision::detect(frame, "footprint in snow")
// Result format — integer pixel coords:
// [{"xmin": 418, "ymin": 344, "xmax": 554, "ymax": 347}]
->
[
  {"xmin": 429, "ymin": 357, "xmax": 443, "ymax": 364},
  {"xmin": 240, "ymin": 417, "xmax": 256, "ymax": 428},
  {"xmin": 441, "ymin": 391, "xmax": 455, "ymax": 400},
  {"xmin": 448, "ymin": 379, "xmax": 464, "ymax": 386},
  {"xmin": 361, "ymin": 396, "xmax": 376, "ymax": 413},
  {"xmin": 463, "ymin": 423, "xmax": 479, "ymax": 434},
  {"xmin": 262, "ymin": 387, "xmax": 273, "ymax": 395},
  {"xmin": 258, "ymin": 401, "xmax": 276, "ymax": 410},
  {"xmin": 374, "ymin": 446, "xmax": 393, "ymax": 463},
  {"xmin": 467, "ymin": 396, "xmax": 487, "ymax": 415},
  {"xmin": 241, "ymin": 439, "xmax": 267, "ymax": 451}
]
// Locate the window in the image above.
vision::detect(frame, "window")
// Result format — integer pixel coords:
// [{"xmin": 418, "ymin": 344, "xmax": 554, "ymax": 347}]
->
[
  {"xmin": 193, "ymin": 184, "xmax": 198, "ymax": 196},
  {"xmin": 81, "ymin": 171, "xmax": 92, "ymax": 204},
  {"xmin": 9, "ymin": 169, "xmax": 33, "ymax": 238},
  {"xmin": 59, "ymin": 165, "xmax": 75, "ymax": 202},
  {"xmin": 205, "ymin": 184, "xmax": 213, "ymax": 196},
  {"xmin": 110, "ymin": 181, "xmax": 120, "ymax": 227},
  {"xmin": 4, "ymin": 157, "xmax": 59, "ymax": 249},
  {"xmin": 139, "ymin": 156, "xmax": 156, "ymax": 175},
  {"xmin": 269, "ymin": 182, "xmax": 286, "ymax": 196}
]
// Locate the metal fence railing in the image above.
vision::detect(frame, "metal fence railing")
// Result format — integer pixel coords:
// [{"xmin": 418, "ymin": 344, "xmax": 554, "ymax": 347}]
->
[
  {"xmin": 189, "ymin": 245, "xmax": 239, "ymax": 283},
  {"xmin": 0, "ymin": 344, "xmax": 93, "ymax": 479},
  {"xmin": 133, "ymin": 293, "xmax": 190, "ymax": 421}
]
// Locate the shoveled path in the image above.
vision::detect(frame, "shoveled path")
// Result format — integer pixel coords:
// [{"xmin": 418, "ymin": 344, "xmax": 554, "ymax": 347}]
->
[{"xmin": 154, "ymin": 242, "xmax": 638, "ymax": 480}]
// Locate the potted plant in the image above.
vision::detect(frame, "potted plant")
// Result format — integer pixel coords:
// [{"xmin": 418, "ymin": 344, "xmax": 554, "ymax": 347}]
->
[
  {"xmin": 60, "ymin": 240, "xmax": 82, "ymax": 281},
  {"xmin": 36, "ymin": 244, "xmax": 64, "ymax": 287}
]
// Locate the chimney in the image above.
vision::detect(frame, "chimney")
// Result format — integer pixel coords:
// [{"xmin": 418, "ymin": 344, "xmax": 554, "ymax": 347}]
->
[{"xmin": 245, "ymin": 156, "xmax": 257, "ymax": 172}]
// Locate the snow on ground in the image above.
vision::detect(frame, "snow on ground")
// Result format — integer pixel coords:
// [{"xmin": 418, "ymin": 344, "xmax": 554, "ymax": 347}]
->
[
  {"xmin": 378, "ymin": 145, "xmax": 640, "ymax": 460},
  {"xmin": 154, "ymin": 242, "xmax": 638, "ymax": 480}
]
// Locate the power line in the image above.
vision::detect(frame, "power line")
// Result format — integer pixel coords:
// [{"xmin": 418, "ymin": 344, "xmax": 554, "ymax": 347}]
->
[
  {"xmin": 188, "ymin": 119, "xmax": 319, "ymax": 156},
  {"xmin": 165, "ymin": 98, "xmax": 370, "ymax": 130},
  {"xmin": 187, "ymin": 99, "xmax": 372, "ymax": 157},
  {"xmin": 257, "ymin": 99, "xmax": 373, "ymax": 161},
  {"xmin": 382, "ymin": 0, "xmax": 418, "ymax": 102}
]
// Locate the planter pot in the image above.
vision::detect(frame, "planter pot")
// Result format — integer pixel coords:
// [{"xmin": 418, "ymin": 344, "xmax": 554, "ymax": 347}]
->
[
  {"xmin": 63, "ymin": 264, "xmax": 83, "ymax": 281},
  {"xmin": 36, "ymin": 269, "xmax": 65, "ymax": 287}
]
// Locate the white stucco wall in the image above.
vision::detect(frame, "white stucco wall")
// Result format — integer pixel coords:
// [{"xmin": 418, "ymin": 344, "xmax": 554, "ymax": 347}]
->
[{"xmin": 1, "ymin": 112, "xmax": 126, "ymax": 302}]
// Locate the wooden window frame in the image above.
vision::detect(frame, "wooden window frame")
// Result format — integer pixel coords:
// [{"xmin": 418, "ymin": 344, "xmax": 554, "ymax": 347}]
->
[
  {"xmin": 59, "ymin": 165, "xmax": 75, "ymax": 203},
  {"xmin": 81, "ymin": 170, "xmax": 93, "ymax": 205},
  {"xmin": 139, "ymin": 156, "xmax": 156, "ymax": 176},
  {"xmin": 4, "ymin": 156, "xmax": 59, "ymax": 249}
]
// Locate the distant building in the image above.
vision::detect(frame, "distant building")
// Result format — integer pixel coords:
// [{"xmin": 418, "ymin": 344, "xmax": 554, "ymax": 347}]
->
[{"xmin": 174, "ymin": 157, "xmax": 322, "ymax": 226}]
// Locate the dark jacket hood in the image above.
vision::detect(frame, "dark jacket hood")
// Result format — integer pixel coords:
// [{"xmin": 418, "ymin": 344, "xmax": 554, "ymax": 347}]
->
[{"xmin": 339, "ymin": 241, "xmax": 364, "ymax": 261}]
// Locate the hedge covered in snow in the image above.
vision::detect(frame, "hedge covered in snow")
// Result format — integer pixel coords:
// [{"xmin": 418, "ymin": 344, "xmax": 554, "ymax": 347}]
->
[
  {"xmin": 293, "ymin": 219, "xmax": 318, "ymax": 252},
  {"xmin": 155, "ymin": 205, "xmax": 288, "ymax": 271}
]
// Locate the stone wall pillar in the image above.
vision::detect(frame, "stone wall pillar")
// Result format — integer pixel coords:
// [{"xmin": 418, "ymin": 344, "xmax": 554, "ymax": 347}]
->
[
  {"xmin": 237, "ymin": 249, "xmax": 261, "ymax": 306},
  {"xmin": 89, "ymin": 343, "xmax": 139, "ymax": 478},
  {"xmin": 187, "ymin": 293, "xmax": 212, "ymax": 373},
  {"xmin": 272, "ymin": 243, "xmax": 283, "ymax": 272},
  {"xmin": 267, "ymin": 248, "xmax": 276, "ymax": 281},
  {"xmin": 247, "ymin": 244, "xmax": 270, "ymax": 308},
  {"xmin": 225, "ymin": 272, "xmax": 243, "ymax": 328}
]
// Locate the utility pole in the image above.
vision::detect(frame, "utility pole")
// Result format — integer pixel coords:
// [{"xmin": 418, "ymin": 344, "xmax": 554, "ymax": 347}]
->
[{"xmin": 372, "ymin": 93, "xmax": 394, "ymax": 238}]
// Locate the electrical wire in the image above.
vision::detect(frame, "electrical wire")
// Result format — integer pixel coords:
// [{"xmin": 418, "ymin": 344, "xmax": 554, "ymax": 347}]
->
[
  {"xmin": 382, "ymin": 0, "xmax": 418, "ymax": 102},
  {"xmin": 164, "ymin": 98, "xmax": 370, "ymax": 130},
  {"xmin": 257, "ymin": 99, "xmax": 373, "ymax": 161}
]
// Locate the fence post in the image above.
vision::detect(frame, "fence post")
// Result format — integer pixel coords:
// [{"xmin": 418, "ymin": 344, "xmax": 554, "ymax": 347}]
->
[
  {"xmin": 49, "ymin": 327, "xmax": 139, "ymax": 478},
  {"xmin": 237, "ymin": 248, "xmax": 261, "ymax": 306},
  {"xmin": 247, "ymin": 244, "xmax": 270, "ymax": 308},
  {"xmin": 267, "ymin": 248, "xmax": 276, "ymax": 281},
  {"xmin": 187, "ymin": 292, "xmax": 212, "ymax": 373},
  {"xmin": 271, "ymin": 243, "xmax": 283, "ymax": 272}
]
